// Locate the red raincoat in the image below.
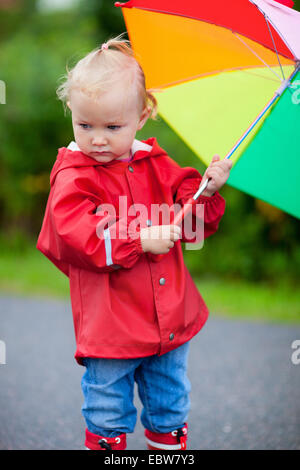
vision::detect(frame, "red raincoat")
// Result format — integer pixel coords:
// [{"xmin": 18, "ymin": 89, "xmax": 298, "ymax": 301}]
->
[{"xmin": 37, "ymin": 138, "xmax": 226, "ymax": 364}]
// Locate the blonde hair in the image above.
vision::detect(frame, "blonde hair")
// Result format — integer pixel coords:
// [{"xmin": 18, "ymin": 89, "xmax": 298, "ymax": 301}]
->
[{"xmin": 56, "ymin": 34, "xmax": 158, "ymax": 119}]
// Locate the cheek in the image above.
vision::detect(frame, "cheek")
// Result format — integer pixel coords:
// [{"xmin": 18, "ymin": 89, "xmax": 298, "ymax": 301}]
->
[
  {"xmin": 114, "ymin": 130, "xmax": 132, "ymax": 146},
  {"xmin": 74, "ymin": 128, "xmax": 88, "ymax": 142}
]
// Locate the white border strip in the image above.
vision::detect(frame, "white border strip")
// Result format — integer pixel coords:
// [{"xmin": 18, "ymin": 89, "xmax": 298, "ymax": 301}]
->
[{"xmin": 146, "ymin": 438, "xmax": 182, "ymax": 450}]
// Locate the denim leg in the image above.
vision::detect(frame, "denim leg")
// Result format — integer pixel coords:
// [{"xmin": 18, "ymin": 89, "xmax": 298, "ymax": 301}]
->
[
  {"xmin": 134, "ymin": 342, "xmax": 191, "ymax": 433},
  {"xmin": 81, "ymin": 356, "xmax": 143, "ymax": 437}
]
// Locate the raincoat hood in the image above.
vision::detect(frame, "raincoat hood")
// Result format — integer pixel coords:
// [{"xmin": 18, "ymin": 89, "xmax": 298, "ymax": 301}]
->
[{"xmin": 50, "ymin": 137, "xmax": 164, "ymax": 187}]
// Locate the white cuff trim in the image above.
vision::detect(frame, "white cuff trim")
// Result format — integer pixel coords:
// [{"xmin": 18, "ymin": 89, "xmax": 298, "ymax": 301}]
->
[{"xmin": 103, "ymin": 228, "xmax": 113, "ymax": 266}]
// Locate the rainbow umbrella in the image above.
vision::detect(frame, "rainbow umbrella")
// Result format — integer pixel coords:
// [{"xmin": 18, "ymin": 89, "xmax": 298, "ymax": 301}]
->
[{"xmin": 116, "ymin": 0, "xmax": 300, "ymax": 219}]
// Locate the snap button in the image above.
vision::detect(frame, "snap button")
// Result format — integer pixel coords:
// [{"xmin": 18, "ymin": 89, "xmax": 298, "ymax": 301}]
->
[
  {"xmin": 146, "ymin": 219, "xmax": 152, "ymax": 227},
  {"xmin": 169, "ymin": 333, "xmax": 175, "ymax": 341},
  {"xmin": 128, "ymin": 165, "xmax": 134, "ymax": 173},
  {"xmin": 159, "ymin": 277, "xmax": 166, "ymax": 285}
]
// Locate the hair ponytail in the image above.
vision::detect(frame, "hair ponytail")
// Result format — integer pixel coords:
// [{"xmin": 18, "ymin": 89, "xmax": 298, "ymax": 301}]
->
[{"xmin": 57, "ymin": 33, "xmax": 158, "ymax": 121}]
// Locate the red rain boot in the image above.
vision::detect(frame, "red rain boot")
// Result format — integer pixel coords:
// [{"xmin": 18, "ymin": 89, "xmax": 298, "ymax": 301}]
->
[
  {"xmin": 85, "ymin": 428, "xmax": 127, "ymax": 450},
  {"xmin": 145, "ymin": 423, "xmax": 188, "ymax": 450}
]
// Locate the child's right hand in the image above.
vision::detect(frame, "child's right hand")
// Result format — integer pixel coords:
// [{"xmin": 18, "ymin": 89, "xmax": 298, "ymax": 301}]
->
[{"xmin": 140, "ymin": 225, "xmax": 181, "ymax": 254}]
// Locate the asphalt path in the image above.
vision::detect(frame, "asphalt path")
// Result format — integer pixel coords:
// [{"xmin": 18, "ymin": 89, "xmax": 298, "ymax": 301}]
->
[{"xmin": 0, "ymin": 294, "xmax": 299, "ymax": 450}]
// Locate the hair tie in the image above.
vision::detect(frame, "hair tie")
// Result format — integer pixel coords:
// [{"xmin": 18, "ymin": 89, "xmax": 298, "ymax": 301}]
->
[{"xmin": 101, "ymin": 43, "xmax": 109, "ymax": 51}]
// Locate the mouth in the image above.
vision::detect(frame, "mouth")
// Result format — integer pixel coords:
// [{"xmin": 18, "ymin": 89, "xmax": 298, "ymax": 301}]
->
[{"xmin": 90, "ymin": 151, "xmax": 111, "ymax": 157}]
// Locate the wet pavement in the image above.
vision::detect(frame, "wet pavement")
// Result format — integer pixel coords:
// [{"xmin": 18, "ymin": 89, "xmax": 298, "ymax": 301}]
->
[{"xmin": 0, "ymin": 294, "xmax": 299, "ymax": 450}]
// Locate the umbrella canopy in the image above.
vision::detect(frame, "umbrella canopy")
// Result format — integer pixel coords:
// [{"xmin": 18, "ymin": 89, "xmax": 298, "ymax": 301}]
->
[{"xmin": 116, "ymin": 0, "xmax": 300, "ymax": 218}]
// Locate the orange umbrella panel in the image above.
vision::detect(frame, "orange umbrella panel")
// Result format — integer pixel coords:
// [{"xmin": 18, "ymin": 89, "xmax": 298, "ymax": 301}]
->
[{"xmin": 121, "ymin": 6, "xmax": 294, "ymax": 89}]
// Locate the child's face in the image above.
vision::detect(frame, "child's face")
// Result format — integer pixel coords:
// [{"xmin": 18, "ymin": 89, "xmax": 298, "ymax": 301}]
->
[{"xmin": 68, "ymin": 82, "xmax": 149, "ymax": 163}]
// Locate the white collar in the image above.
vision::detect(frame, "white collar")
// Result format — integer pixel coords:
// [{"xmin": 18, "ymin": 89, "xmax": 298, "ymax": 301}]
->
[
  {"xmin": 131, "ymin": 139, "xmax": 152, "ymax": 155},
  {"xmin": 67, "ymin": 139, "xmax": 152, "ymax": 156},
  {"xmin": 67, "ymin": 141, "xmax": 81, "ymax": 151}
]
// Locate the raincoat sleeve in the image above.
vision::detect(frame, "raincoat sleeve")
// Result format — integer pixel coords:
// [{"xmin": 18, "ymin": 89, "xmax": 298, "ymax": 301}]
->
[
  {"xmin": 167, "ymin": 157, "xmax": 226, "ymax": 243},
  {"xmin": 36, "ymin": 170, "xmax": 144, "ymax": 277}
]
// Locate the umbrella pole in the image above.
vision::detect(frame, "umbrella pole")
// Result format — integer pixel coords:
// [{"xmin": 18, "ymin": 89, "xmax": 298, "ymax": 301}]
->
[
  {"xmin": 184, "ymin": 63, "xmax": 300, "ymax": 213},
  {"xmin": 171, "ymin": 65, "xmax": 300, "ymax": 226},
  {"xmin": 224, "ymin": 64, "xmax": 300, "ymax": 161}
]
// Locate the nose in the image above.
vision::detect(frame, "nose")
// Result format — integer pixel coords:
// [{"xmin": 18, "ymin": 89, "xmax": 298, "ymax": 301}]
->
[{"xmin": 92, "ymin": 134, "xmax": 108, "ymax": 147}]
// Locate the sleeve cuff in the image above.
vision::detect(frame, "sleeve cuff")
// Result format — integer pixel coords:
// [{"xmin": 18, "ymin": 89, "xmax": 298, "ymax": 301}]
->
[
  {"xmin": 133, "ymin": 234, "xmax": 144, "ymax": 255},
  {"xmin": 128, "ymin": 220, "xmax": 144, "ymax": 256},
  {"xmin": 196, "ymin": 191, "xmax": 224, "ymax": 204}
]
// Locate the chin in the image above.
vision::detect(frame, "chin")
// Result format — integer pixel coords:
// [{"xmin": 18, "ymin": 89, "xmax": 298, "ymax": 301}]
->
[{"xmin": 90, "ymin": 155, "xmax": 115, "ymax": 163}]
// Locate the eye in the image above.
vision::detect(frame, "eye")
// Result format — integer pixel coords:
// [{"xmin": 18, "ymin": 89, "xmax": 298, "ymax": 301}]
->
[
  {"xmin": 107, "ymin": 125, "xmax": 121, "ymax": 131},
  {"xmin": 79, "ymin": 123, "xmax": 91, "ymax": 129}
]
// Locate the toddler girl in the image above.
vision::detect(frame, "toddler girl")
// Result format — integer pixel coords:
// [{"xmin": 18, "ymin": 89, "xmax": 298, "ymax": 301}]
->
[{"xmin": 37, "ymin": 36, "xmax": 232, "ymax": 450}]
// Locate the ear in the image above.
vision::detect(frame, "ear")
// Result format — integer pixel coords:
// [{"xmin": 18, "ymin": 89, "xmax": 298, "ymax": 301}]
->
[
  {"xmin": 137, "ymin": 106, "xmax": 151, "ymax": 130},
  {"xmin": 66, "ymin": 100, "xmax": 71, "ymax": 110}
]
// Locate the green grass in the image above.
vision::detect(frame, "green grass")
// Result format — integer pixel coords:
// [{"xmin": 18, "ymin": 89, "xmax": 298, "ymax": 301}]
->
[
  {"xmin": 195, "ymin": 277, "xmax": 300, "ymax": 325},
  {"xmin": 0, "ymin": 245, "xmax": 299, "ymax": 324},
  {"xmin": 0, "ymin": 246, "xmax": 69, "ymax": 299}
]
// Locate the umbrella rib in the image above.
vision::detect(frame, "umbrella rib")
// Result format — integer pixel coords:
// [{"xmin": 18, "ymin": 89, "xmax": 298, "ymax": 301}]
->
[
  {"xmin": 232, "ymin": 32, "xmax": 282, "ymax": 82},
  {"xmin": 249, "ymin": 0, "xmax": 297, "ymax": 63},
  {"xmin": 263, "ymin": 14, "xmax": 285, "ymax": 81},
  {"xmin": 239, "ymin": 69, "xmax": 281, "ymax": 83}
]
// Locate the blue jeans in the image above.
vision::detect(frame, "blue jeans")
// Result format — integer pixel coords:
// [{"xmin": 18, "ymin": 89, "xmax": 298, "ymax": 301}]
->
[{"xmin": 81, "ymin": 342, "xmax": 191, "ymax": 437}]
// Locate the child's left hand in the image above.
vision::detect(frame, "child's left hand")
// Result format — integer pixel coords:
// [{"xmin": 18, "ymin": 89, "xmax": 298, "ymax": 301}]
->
[{"xmin": 201, "ymin": 155, "xmax": 232, "ymax": 197}]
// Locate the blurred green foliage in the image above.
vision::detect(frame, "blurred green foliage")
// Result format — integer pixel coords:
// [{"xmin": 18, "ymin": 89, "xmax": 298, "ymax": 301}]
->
[{"xmin": 0, "ymin": 0, "xmax": 299, "ymax": 285}]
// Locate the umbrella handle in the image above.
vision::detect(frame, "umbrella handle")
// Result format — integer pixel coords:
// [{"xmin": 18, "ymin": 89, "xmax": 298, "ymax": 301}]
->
[{"xmin": 149, "ymin": 179, "xmax": 210, "ymax": 263}]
